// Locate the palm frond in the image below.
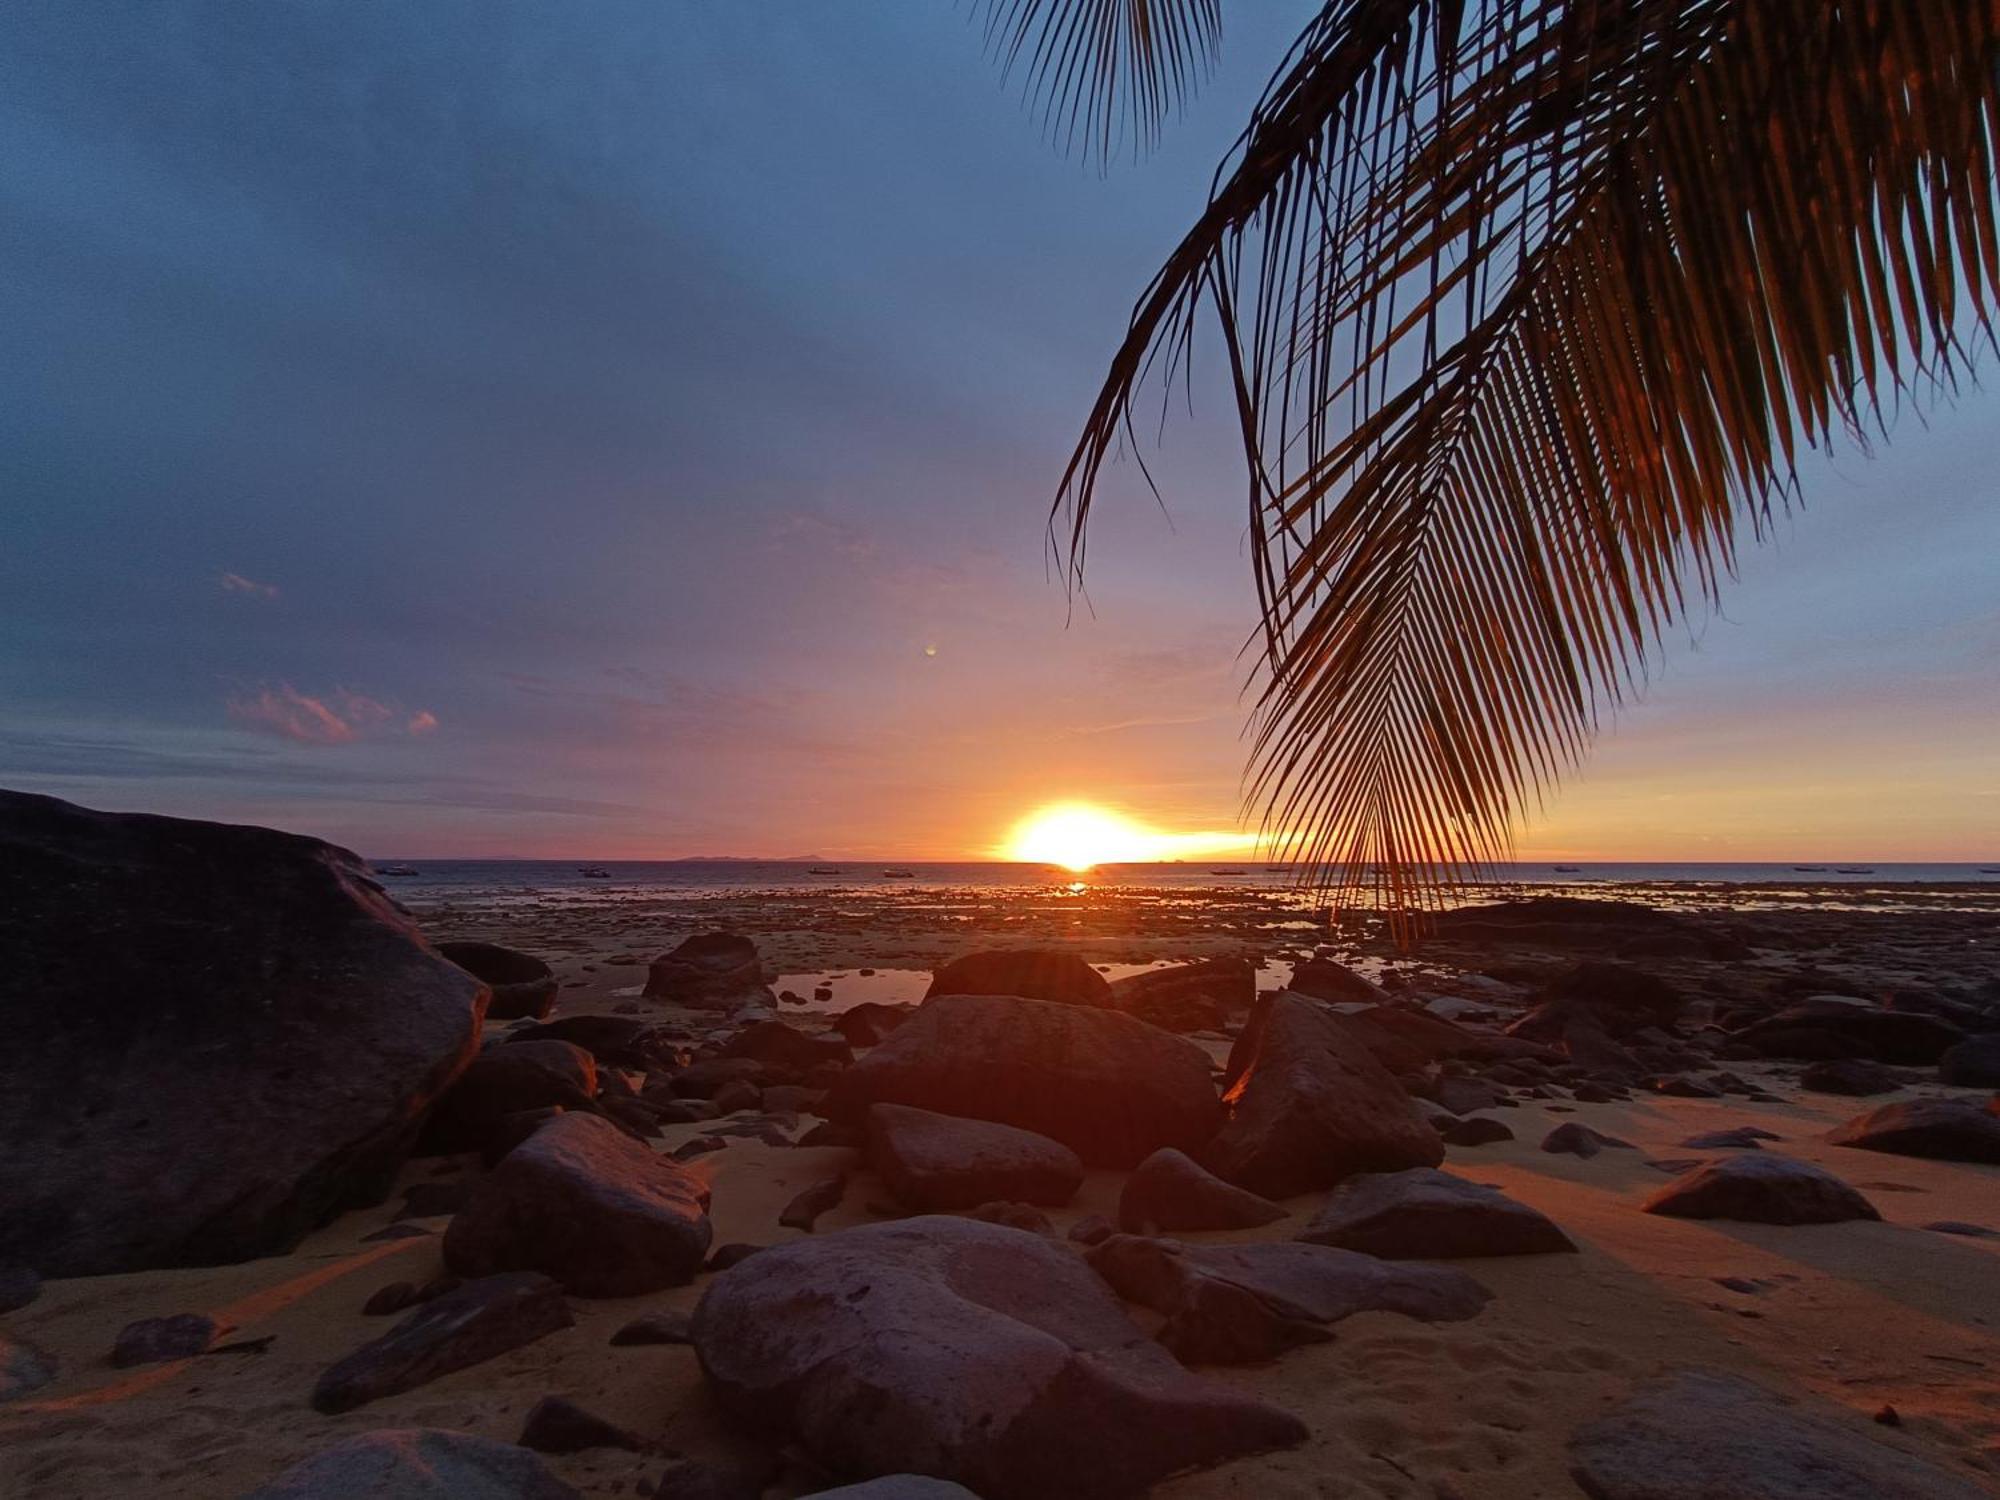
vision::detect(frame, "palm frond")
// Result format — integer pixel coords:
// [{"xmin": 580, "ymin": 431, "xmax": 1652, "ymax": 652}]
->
[
  {"xmin": 976, "ymin": 0, "xmax": 1223, "ymax": 162},
  {"xmin": 1055, "ymin": 0, "xmax": 2000, "ymax": 936}
]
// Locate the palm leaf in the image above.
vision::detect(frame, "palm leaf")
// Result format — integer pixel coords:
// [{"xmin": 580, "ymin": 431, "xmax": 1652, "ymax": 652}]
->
[{"xmin": 1054, "ymin": 0, "xmax": 2000, "ymax": 935}]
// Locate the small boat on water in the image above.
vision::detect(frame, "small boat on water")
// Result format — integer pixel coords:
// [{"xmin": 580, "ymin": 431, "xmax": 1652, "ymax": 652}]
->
[
  {"xmin": 1553, "ymin": 864, "xmax": 1582, "ymax": 872},
  {"xmin": 577, "ymin": 866, "xmax": 612, "ymax": 878},
  {"xmin": 1833, "ymin": 866, "xmax": 1874, "ymax": 874},
  {"xmin": 1263, "ymin": 866, "xmax": 1287, "ymax": 872},
  {"xmin": 376, "ymin": 864, "xmax": 420, "ymax": 877},
  {"xmin": 807, "ymin": 865, "xmax": 842, "ymax": 875},
  {"xmin": 1208, "ymin": 867, "xmax": 1246, "ymax": 875},
  {"xmin": 1981, "ymin": 867, "xmax": 2000, "ymax": 875},
  {"xmin": 1793, "ymin": 865, "xmax": 1829, "ymax": 872},
  {"xmin": 881, "ymin": 868, "xmax": 915, "ymax": 878}
]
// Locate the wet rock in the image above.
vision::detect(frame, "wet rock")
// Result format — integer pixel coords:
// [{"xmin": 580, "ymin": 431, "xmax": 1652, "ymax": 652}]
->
[
  {"xmin": 1939, "ymin": 1033, "xmax": 2000, "ymax": 1087},
  {"xmin": 111, "ymin": 1312, "xmax": 216, "ymax": 1367},
  {"xmin": 0, "ymin": 1333, "xmax": 57, "ymax": 1403},
  {"xmin": 1108, "ymin": 959, "xmax": 1254, "ymax": 1032},
  {"xmin": 1801, "ymin": 1058, "xmax": 1901, "ymax": 1096},
  {"xmin": 312, "ymin": 1273, "xmax": 573, "ymax": 1413},
  {"xmin": 1827, "ymin": 1096, "xmax": 2000, "ymax": 1163},
  {"xmin": 1286, "ymin": 957, "xmax": 1387, "ymax": 1005},
  {"xmin": 830, "ymin": 1002, "xmax": 914, "ymax": 1047},
  {"xmin": 1568, "ymin": 1368, "xmax": 1988, "ymax": 1499},
  {"xmin": 1087, "ymin": 1235, "xmax": 1489, "ymax": 1364},
  {"xmin": 1204, "ymin": 993, "xmax": 1443, "ymax": 1198},
  {"xmin": 1734, "ymin": 998, "xmax": 1964, "ymax": 1065},
  {"xmin": 420, "ymin": 1043, "xmax": 598, "ymax": 1156},
  {"xmin": 924, "ymin": 949, "xmax": 1112, "ymax": 1008},
  {"xmin": 243, "ymin": 1428, "xmax": 581, "ymax": 1499},
  {"xmin": 518, "ymin": 1394, "xmax": 647, "ymax": 1454},
  {"xmin": 691, "ymin": 1215, "xmax": 1305, "ymax": 1498},
  {"xmin": 720, "ymin": 1020, "xmax": 852, "ymax": 1073},
  {"xmin": 1350, "ymin": 1006, "xmax": 1554, "ymax": 1066},
  {"xmin": 0, "ymin": 790, "xmax": 486, "ymax": 1277},
  {"xmin": 779, "ymin": 1175, "xmax": 847, "ymax": 1232},
  {"xmin": 645, "ymin": 933, "xmax": 771, "ymax": 1010},
  {"xmin": 610, "ymin": 1310, "xmax": 692, "ymax": 1345},
  {"xmin": 1679, "ymin": 1127, "xmax": 1782, "ymax": 1149},
  {"xmin": 1540, "ymin": 1123, "xmax": 1633, "ymax": 1159},
  {"xmin": 1118, "ymin": 1147, "xmax": 1286, "ymax": 1233},
  {"xmin": 867, "ymin": 1103, "xmax": 1083, "ymax": 1210},
  {"xmin": 1509, "ymin": 961, "xmax": 1686, "ymax": 1043},
  {"xmin": 1300, "ymin": 1168, "xmax": 1576, "ymax": 1258},
  {"xmin": 1641, "ymin": 1155, "xmax": 1880, "ymax": 1224},
  {"xmin": 825, "ymin": 994, "xmax": 1221, "ymax": 1169},
  {"xmin": 1439, "ymin": 1115, "xmax": 1515, "ymax": 1147},
  {"xmin": 437, "ymin": 941, "xmax": 558, "ymax": 1022},
  {"xmin": 445, "ymin": 1112, "xmax": 712, "ymax": 1295},
  {"xmin": 1428, "ymin": 897, "xmax": 1737, "ymax": 959}
]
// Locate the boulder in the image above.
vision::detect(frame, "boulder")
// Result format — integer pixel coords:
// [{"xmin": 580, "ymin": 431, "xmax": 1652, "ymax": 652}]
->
[
  {"xmin": 509, "ymin": 1015, "xmax": 652, "ymax": 1067},
  {"xmin": 1679, "ymin": 1127, "xmax": 1781, "ymax": 1149},
  {"xmin": 1300, "ymin": 1168, "xmax": 1576, "ymax": 1257},
  {"xmin": 867, "ymin": 1104, "xmax": 1083, "ymax": 1210},
  {"xmin": 830, "ymin": 1002, "xmax": 914, "ymax": 1048},
  {"xmin": 1345, "ymin": 1005, "xmax": 1554, "ymax": 1065},
  {"xmin": 1508, "ymin": 961, "xmax": 1684, "ymax": 1041},
  {"xmin": 1801, "ymin": 1058, "xmax": 1901, "ymax": 1096},
  {"xmin": 1939, "ymin": 1034, "xmax": 2000, "ymax": 1088},
  {"xmin": 1118, "ymin": 1148, "xmax": 1286, "ymax": 1233},
  {"xmin": 0, "ymin": 790, "xmax": 486, "ymax": 1277},
  {"xmin": 720, "ymin": 1019, "xmax": 853, "ymax": 1072},
  {"xmin": 518, "ymin": 1394, "xmax": 647, "ymax": 1454},
  {"xmin": 645, "ymin": 933, "xmax": 770, "ymax": 1009},
  {"xmin": 1439, "ymin": 1115, "xmax": 1515, "ymax": 1147},
  {"xmin": 1426, "ymin": 897, "xmax": 1736, "ymax": 959},
  {"xmin": 436, "ymin": 941, "xmax": 558, "ymax": 1021},
  {"xmin": 823, "ymin": 994, "xmax": 1220, "ymax": 1169},
  {"xmin": 1204, "ymin": 993, "xmax": 1443, "ymax": 1198},
  {"xmin": 1086, "ymin": 1235, "xmax": 1488, "ymax": 1363},
  {"xmin": 610, "ymin": 1310, "xmax": 692, "ymax": 1345},
  {"xmin": 779, "ymin": 1176, "xmax": 848, "ymax": 1232},
  {"xmin": 1734, "ymin": 999, "xmax": 1964, "ymax": 1065},
  {"xmin": 1569, "ymin": 1368, "xmax": 1988, "ymax": 1499},
  {"xmin": 420, "ymin": 1042, "xmax": 598, "ymax": 1155},
  {"xmin": 1107, "ymin": 959, "xmax": 1253, "ymax": 1032},
  {"xmin": 111, "ymin": 1312, "xmax": 216, "ymax": 1366},
  {"xmin": 445, "ymin": 1112, "xmax": 712, "ymax": 1295},
  {"xmin": 924, "ymin": 949, "xmax": 1112, "ymax": 1008},
  {"xmin": 691, "ymin": 1216, "xmax": 1306, "ymax": 1498},
  {"xmin": 1641, "ymin": 1155, "xmax": 1880, "ymax": 1224},
  {"xmin": 1827, "ymin": 1096, "xmax": 2000, "ymax": 1163},
  {"xmin": 1, "ymin": 1332, "xmax": 57, "ymax": 1403},
  {"xmin": 1285, "ymin": 957, "xmax": 1387, "ymax": 1005},
  {"xmin": 312, "ymin": 1273, "xmax": 573, "ymax": 1413},
  {"xmin": 243, "ymin": 1428, "xmax": 581, "ymax": 1499},
  {"xmin": 1431, "ymin": 1077, "xmax": 1506, "ymax": 1116},
  {"xmin": 1540, "ymin": 1123, "xmax": 1633, "ymax": 1159}
]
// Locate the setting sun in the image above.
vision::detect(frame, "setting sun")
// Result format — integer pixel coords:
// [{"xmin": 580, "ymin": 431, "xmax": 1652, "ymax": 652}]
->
[{"xmin": 1001, "ymin": 802, "xmax": 1257, "ymax": 870}]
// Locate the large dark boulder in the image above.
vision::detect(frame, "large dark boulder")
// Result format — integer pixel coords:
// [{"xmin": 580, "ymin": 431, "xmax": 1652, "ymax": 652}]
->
[
  {"xmin": 420, "ymin": 1042, "xmax": 598, "ymax": 1155},
  {"xmin": 0, "ymin": 790, "xmax": 486, "ymax": 1277},
  {"xmin": 1640, "ymin": 1155, "xmax": 1880, "ymax": 1224},
  {"xmin": 1086, "ymin": 1235, "xmax": 1488, "ymax": 1364},
  {"xmin": 1940, "ymin": 1034, "xmax": 2000, "ymax": 1088},
  {"xmin": 720, "ymin": 1019, "xmax": 853, "ymax": 1072},
  {"xmin": 1300, "ymin": 1168, "xmax": 1576, "ymax": 1257},
  {"xmin": 644, "ymin": 932, "xmax": 771, "ymax": 1009},
  {"xmin": 1733, "ymin": 998, "xmax": 1964, "ymax": 1065},
  {"xmin": 1118, "ymin": 1148, "xmax": 1285, "ymax": 1233},
  {"xmin": 1346, "ymin": 1004, "xmax": 1555, "ymax": 1065},
  {"xmin": 1204, "ymin": 993, "xmax": 1443, "ymax": 1198},
  {"xmin": 243, "ymin": 1428, "xmax": 582, "ymax": 1499},
  {"xmin": 1285, "ymin": 957, "xmax": 1387, "ymax": 1005},
  {"xmin": 690, "ymin": 1216, "xmax": 1306, "ymax": 1498},
  {"xmin": 866, "ymin": 1104, "xmax": 1083, "ymax": 1210},
  {"xmin": 1428, "ymin": 897, "xmax": 1739, "ymax": 958},
  {"xmin": 1508, "ymin": 961, "xmax": 1684, "ymax": 1041},
  {"xmin": 1569, "ymin": 1369, "xmax": 1989, "ymax": 1499},
  {"xmin": 1827, "ymin": 1096, "xmax": 2000, "ymax": 1163},
  {"xmin": 1800, "ymin": 1057, "xmax": 1901, "ymax": 1096},
  {"xmin": 823, "ymin": 994, "xmax": 1219, "ymax": 1169},
  {"xmin": 436, "ymin": 941, "xmax": 558, "ymax": 1021},
  {"xmin": 508, "ymin": 1015, "xmax": 652, "ymax": 1067},
  {"xmin": 445, "ymin": 1112, "xmax": 713, "ymax": 1294},
  {"xmin": 925, "ymin": 949, "xmax": 1112, "ymax": 1008},
  {"xmin": 312, "ymin": 1273, "xmax": 573, "ymax": 1413},
  {"xmin": 1107, "ymin": 959, "xmax": 1253, "ymax": 1032}
]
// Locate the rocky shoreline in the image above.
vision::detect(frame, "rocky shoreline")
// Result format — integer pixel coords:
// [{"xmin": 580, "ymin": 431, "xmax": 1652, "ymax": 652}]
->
[{"xmin": 2, "ymin": 790, "xmax": 1997, "ymax": 1498}]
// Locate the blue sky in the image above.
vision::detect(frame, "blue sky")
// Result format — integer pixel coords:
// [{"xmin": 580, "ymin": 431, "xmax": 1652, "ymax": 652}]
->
[{"xmin": 2, "ymin": 2, "xmax": 1994, "ymax": 859}]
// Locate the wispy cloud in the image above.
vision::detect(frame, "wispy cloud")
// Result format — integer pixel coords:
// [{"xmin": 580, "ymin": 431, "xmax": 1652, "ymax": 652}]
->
[
  {"xmin": 219, "ymin": 570, "xmax": 279, "ymax": 599},
  {"xmin": 406, "ymin": 709, "xmax": 439, "ymax": 735},
  {"xmin": 226, "ymin": 684, "xmax": 435, "ymax": 746}
]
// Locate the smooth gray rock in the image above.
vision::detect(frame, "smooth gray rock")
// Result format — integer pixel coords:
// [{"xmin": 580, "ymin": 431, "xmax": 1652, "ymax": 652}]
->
[
  {"xmin": 241, "ymin": 1428, "xmax": 580, "ymax": 1499},
  {"xmin": 445, "ymin": 1111, "xmax": 712, "ymax": 1295},
  {"xmin": 1828, "ymin": 1096, "xmax": 2000, "ymax": 1163},
  {"xmin": 312, "ymin": 1273, "xmax": 572, "ymax": 1414},
  {"xmin": 691, "ymin": 1216, "xmax": 1305, "ymax": 1498},
  {"xmin": 824, "ymin": 993, "xmax": 1220, "ymax": 1169},
  {"xmin": 867, "ymin": 1104, "xmax": 1083, "ymax": 1210},
  {"xmin": 1641, "ymin": 1154, "xmax": 1880, "ymax": 1224},
  {"xmin": 1300, "ymin": 1168, "xmax": 1577, "ymax": 1257},
  {"xmin": 1118, "ymin": 1147, "xmax": 1286, "ymax": 1233},
  {"xmin": 0, "ymin": 790, "xmax": 486, "ymax": 1276},
  {"xmin": 1569, "ymin": 1369, "xmax": 1988, "ymax": 1499},
  {"xmin": 1087, "ymin": 1234, "xmax": 1489, "ymax": 1363}
]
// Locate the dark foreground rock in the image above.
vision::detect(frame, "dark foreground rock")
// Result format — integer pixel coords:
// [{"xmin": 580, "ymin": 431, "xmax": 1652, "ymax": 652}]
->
[
  {"xmin": 644, "ymin": 933, "xmax": 770, "ymax": 1009},
  {"xmin": 243, "ymin": 1428, "xmax": 581, "ymax": 1499},
  {"xmin": 691, "ymin": 1216, "xmax": 1306, "ymax": 1498},
  {"xmin": 1427, "ymin": 897, "xmax": 1736, "ymax": 958},
  {"xmin": 1119, "ymin": 1148, "xmax": 1286, "ymax": 1233},
  {"xmin": 1087, "ymin": 1235, "xmax": 1489, "ymax": 1364},
  {"xmin": 436, "ymin": 941, "xmax": 558, "ymax": 1022},
  {"xmin": 1300, "ymin": 1169, "xmax": 1577, "ymax": 1257},
  {"xmin": 824, "ymin": 994, "xmax": 1219, "ymax": 1169},
  {"xmin": 313, "ymin": 1273, "xmax": 573, "ymax": 1413},
  {"xmin": 0, "ymin": 790, "xmax": 487, "ymax": 1277},
  {"xmin": 1734, "ymin": 998, "xmax": 1964, "ymax": 1065},
  {"xmin": 1640, "ymin": 1155, "xmax": 1880, "ymax": 1224},
  {"xmin": 420, "ymin": 1042, "xmax": 599, "ymax": 1155},
  {"xmin": 867, "ymin": 1104, "xmax": 1083, "ymax": 1210},
  {"xmin": 1204, "ymin": 993, "xmax": 1443, "ymax": 1198},
  {"xmin": 924, "ymin": 949, "xmax": 1112, "ymax": 1007},
  {"xmin": 1541, "ymin": 1123, "xmax": 1634, "ymax": 1159},
  {"xmin": 1827, "ymin": 1096, "xmax": 2000, "ymax": 1163},
  {"xmin": 1568, "ymin": 1369, "xmax": 1988, "ymax": 1499},
  {"xmin": 446, "ymin": 1112, "xmax": 712, "ymax": 1295},
  {"xmin": 1509, "ymin": 961, "xmax": 1685, "ymax": 1041},
  {"xmin": 111, "ymin": 1313, "xmax": 216, "ymax": 1367},
  {"xmin": 1107, "ymin": 958, "xmax": 1253, "ymax": 1032},
  {"xmin": 518, "ymin": 1394, "xmax": 647, "ymax": 1454},
  {"xmin": 1940, "ymin": 1034, "xmax": 2000, "ymax": 1087}
]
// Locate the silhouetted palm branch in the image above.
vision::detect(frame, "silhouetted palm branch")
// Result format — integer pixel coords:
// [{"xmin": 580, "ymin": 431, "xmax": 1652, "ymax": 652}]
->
[{"xmin": 1047, "ymin": 0, "xmax": 1999, "ymax": 933}]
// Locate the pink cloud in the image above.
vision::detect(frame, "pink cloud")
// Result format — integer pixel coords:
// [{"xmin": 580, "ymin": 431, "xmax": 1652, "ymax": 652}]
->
[
  {"xmin": 219, "ymin": 571, "xmax": 279, "ymax": 599},
  {"xmin": 226, "ymin": 684, "xmax": 439, "ymax": 746}
]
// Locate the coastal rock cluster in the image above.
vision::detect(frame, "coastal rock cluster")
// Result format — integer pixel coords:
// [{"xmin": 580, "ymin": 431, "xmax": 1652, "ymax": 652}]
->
[{"xmin": 4, "ymin": 794, "xmax": 1998, "ymax": 1497}]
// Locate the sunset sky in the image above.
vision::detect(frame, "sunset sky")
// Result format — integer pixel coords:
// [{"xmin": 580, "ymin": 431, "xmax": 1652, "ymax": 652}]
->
[{"xmin": 3, "ymin": 2, "xmax": 1995, "ymax": 862}]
